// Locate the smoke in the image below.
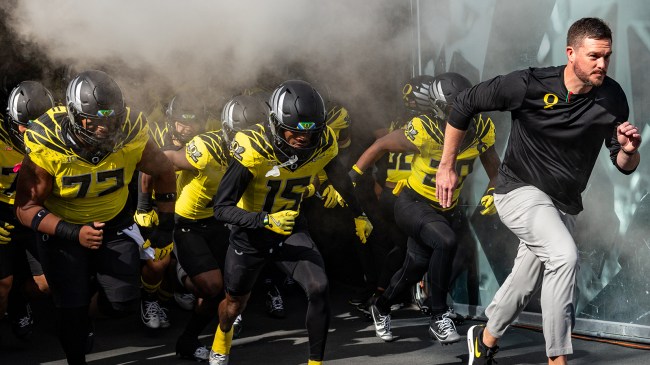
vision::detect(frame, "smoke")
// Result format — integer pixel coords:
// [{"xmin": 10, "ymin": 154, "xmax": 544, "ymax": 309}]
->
[{"xmin": 4, "ymin": 0, "xmax": 413, "ymax": 123}]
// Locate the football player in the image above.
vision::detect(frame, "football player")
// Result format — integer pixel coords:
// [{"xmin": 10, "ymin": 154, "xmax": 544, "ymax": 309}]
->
[
  {"xmin": 134, "ymin": 93, "xmax": 207, "ymax": 329},
  {"xmin": 14, "ymin": 70, "xmax": 176, "ymax": 364},
  {"xmin": 208, "ymin": 80, "xmax": 372, "ymax": 365},
  {"xmin": 0, "ymin": 81, "xmax": 54, "ymax": 338},
  {"xmin": 166, "ymin": 94, "xmax": 267, "ymax": 361},
  {"xmin": 349, "ymin": 72, "xmax": 501, "ymax": 344}
]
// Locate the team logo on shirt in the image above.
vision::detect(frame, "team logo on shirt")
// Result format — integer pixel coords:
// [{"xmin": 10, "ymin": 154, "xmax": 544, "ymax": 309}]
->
[
  {"xmin": 187, "ymin": 140, "xmax": 202, "ymax": 163},
  {"xmin": 405, "ymin": 120, "xmax": 418, "ymax": 141},
  {"xmin": 543, "ymin": 93, "xmax": 559, "ymax": 109},
  {"xmin": 231, "ymin": 141, "xmax": 245, "ymax": 161}
]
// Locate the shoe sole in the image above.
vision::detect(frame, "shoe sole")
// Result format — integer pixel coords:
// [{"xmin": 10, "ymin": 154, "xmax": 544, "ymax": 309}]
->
[{"xmin": 467, "ymin": 325, "xmax": 478, "ymax": 365}]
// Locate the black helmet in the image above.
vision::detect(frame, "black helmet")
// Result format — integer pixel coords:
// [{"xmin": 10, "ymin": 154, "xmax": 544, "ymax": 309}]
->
[
  {"xmin": 165, "ymin": 94, "xmax": 206, "ymax": 144},
  {"xmin": 428, "ymin": 72, "xmax": 472, "ymax": 118},
  {"xmin": 4, "ymin": 81, "xmax": 54, "ymax": 152},
  {"xmin": 221, "ymin": 95, "xmax": 268, "ymax": 145},
  {"xmin": 65, "ymin": 70, "xmax": 126, "ymax": 151},
  {"xmin": 402, "ymin": 75, "xmax": 435, "ymax": 115},
  {"xmin": 268, "ymin": 80, "xmax": 326, "ymax": 160}
]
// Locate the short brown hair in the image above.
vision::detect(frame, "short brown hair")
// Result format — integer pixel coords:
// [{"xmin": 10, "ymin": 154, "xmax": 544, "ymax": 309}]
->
[{"xmin": 567, "ymin": 18, "xmax": 612, "ymax": 48}]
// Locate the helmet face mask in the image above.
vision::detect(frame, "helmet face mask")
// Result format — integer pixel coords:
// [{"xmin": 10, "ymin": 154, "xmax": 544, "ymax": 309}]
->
[
  {"xmin": 166, "ymin": 95, "xmax": 205, "ymax": 144},
  {"xmin": 65, "ymin": 70, "xmax": 126, "ymax": 153},
  {"xmin": 221, "ymin": 94, "xmax": 268, "ymax": 145},
  {"xmin": 267, "ymin": 80, "xmax": 326, "ymax": 161}
]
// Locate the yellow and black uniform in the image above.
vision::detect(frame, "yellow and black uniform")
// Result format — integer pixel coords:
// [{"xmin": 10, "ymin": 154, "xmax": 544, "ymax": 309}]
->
[
  {"xmin": 174, "ymin": 130, "xmax": 230, "ymax": 278},
  {"xmin": 0, "ymin": 118, "xmax": 36, "ymax": 280},
  {"xmin": 374, "ymin": 119, "xmax": 414, "ymax": 291},
  {"xmin": 213, "ymin": 123, "xmax": 361, "ymax": 361},
  {"xmin": 405, "ymin": 113, "xmax": 495, "ymax": 209},
  {"xmin": 374, "ymin": 112, "xmax": 495, "ymax": 319},
  {"xmin": 24, "ymin": 106, "xmax": 149, "ymax": 308}
]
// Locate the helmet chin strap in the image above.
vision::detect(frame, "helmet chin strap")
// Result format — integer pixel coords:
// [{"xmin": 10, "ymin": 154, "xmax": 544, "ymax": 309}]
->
[{"xmin": 265, "ymin": 155, "xmax": 298, "ymax": 177}]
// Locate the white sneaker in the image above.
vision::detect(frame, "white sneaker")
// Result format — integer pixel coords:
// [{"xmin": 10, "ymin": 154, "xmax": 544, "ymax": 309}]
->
[
  {"xmin": 369, "ymin": 303, "xmax": 394, "ymax": 342},
  {"xmin": 209, "ymin": 350, "xmax": 229, "ymax": 365},
  {"xmin": 141, "ymin": 299, "xmax": 161, "ymax": 329},
  {"xmin": 428, "ymin": 313, "xmax": 461, "ymax": 344},
  {"xmin": 233, "ymin": 314, "xmax": 243, "ymax": 338},
  {"xmin": 174, "ymin": 292, "xmax": 196, "ymax": 311},
  {"xmin": 158, "ymin": 304, "xmax": 171, "ymax": 328}
]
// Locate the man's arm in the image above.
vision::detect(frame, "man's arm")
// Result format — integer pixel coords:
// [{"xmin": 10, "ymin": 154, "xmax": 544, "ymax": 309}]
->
[
  {"xmin": 163, "ymin": 148, "xmax": 196, "ymax": 172},
  {"xmin": 479, "ymin": 146, "xmax": 501, "ymax": 185},
  {"xmin": 213, "ymin": 159, "xmax": 266, "ymax": 228},
  {"xmin": 436, "ymin": 124, "xmax": 467, "ymax": 208},
  {"xmin": 136, "ymin": 139, "xmax": 177, "ymax": 215},
  {"xmin": 352, "ymin": 129, "xmax": 418, "ymax": 174},
  {"xmin": 323, "ymin": 156, "xmax": 363, "ymax": 216},
  {"xmin": 14, "ymin": 156, "xmax": 104, "ymax": 247}
]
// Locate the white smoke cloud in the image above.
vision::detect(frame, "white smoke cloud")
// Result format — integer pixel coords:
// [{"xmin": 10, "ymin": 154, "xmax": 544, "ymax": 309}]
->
[{"xmin": 7, "ymin": 0, "xmax": 413, "ymax": 120}]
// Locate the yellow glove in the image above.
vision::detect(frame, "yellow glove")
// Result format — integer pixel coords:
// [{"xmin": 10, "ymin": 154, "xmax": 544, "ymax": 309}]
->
[
  {"xmin": 134, "ymin": 209, "xmax": 159, "ymax": 228},
  {"xmin": 354, "ymin": 214, "xmax": 373, "ymax": 244},
  {"xmin": 303, "ymin": 184, "xmax": 317, "ymax": 198},
  {"xmin": 322, "ymin": 185, "xmax": 346, "ymax": 208},
  {"xmin": 391, "ymin": 179, "xmax": 408, "ymax": 196},
  {"xmin": 0, "ymin": 220, "xmax": 15, "ymax": 244},
  {"xmin": 480, "ymin": 187, "xmax": 497, "ymax": 216},
  {"xmin": 264, "ymin": 210, "xmax": 299, "ymax": 235}
]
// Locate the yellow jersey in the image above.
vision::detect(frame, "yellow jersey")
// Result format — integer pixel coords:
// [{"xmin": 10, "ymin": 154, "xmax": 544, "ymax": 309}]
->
[
  {"xmin": 405, "ymin": 113, "xmax": 495, "ymax": 210},
  {"xmin": 24, "ymin": 106, "xmax": 149, "ymax": 223},
  {"xmin": 0, "ymin": 117, "xmax": 23, "ymax": 205},
  {"xmin": 175, "ymin": 131, "xmax": 229, "ymax": 220}
]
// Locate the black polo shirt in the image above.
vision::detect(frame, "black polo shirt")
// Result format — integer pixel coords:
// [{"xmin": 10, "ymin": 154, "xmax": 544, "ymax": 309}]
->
[{"xmin": 448, "ymin": 65, "xmax": 630, "ymax": 214}]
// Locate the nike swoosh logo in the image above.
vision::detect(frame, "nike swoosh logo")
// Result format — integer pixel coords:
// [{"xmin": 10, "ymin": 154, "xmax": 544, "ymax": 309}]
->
[
  {"xmin": 270, "ymin": 215, "xmax": 281, "ymax": 227},
  {"xmin": 474, "ymin": 337, "xmax": 482, "ymax": 358},
  {"xmin": 595, "ymin": 97, "xmax": 606, "ymax": 101}
]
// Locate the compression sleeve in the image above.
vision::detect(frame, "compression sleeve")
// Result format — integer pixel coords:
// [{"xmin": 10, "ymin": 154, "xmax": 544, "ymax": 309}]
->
[{"xmin": 213, "ymin": 159, "xmax": 266, "ymax": 228}]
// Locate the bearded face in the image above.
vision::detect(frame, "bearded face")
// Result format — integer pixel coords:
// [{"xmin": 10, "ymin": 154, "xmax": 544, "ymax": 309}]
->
[{"xmin": 570, "ymin": 37, "xmax": 612, "ymax": 87}]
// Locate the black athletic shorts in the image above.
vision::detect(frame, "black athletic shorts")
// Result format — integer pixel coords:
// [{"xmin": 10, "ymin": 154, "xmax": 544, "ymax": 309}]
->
[
  {"xmin": 224, "ymin": 223, "xmax": 325, "ymax": 296},
  {"xmin": 37, "ymin": 227, "xmax": 140, "ymax": 309},
  {"xmin": 174, "ymin": 216, "xmax": 230, "ymax": 278},
  {"xmin": 0, "ymin": 204, "xmax": 36, "ymax": 279}
]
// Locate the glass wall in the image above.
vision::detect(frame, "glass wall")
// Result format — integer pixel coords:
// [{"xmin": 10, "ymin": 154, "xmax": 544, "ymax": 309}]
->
[{"xmin": 412, "ymin": 0, "xmax": 650, "ymax": 342}]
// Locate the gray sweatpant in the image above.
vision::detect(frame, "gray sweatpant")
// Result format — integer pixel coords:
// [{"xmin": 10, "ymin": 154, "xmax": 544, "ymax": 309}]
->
[{"xmin": 486, "ymin": 185, "xmax": 578, "ymax": 357}]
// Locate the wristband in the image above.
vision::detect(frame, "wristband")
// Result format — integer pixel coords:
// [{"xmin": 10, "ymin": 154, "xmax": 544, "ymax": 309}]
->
[
  {"xmin": 30, "ymin": 208, "xmax": 50, "ymax": 231},
  {"xmin": 485, "ymin": 187, "xmax": 495, "ymax": 195},
  {"xmin": 621, "ymin": 148, "xmax": 637, "ymax": 156},
  {"xmin": 154, "ymin": 192, "xmax": 177, "ymax": 202},
  {"xmin": 351, "ymin": 164, "xmax": 364, "ymax": 175},
  {"xmin": 54, "ymin": 220, "xmax": 82, "ymax": 243}
]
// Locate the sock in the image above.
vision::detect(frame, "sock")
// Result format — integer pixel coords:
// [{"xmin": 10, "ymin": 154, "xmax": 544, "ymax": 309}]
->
[
  {"xmin": 307, "ymin": 360, "xmax": 322, "ymax": 365},
  {"xmin": 141, "ymin": 277, "xmax": 161, "ymax": 299},
  {"xmin": 211, "ymin": 325, "xmax": 234, "ymax": 355}
]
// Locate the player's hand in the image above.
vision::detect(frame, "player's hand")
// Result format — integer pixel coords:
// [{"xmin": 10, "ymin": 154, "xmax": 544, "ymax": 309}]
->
[
  {"xmin": 134, "ymin": 209, "xmax": 159, "ymax": 228},
  {"xmin": 143, "ymin": 225, "xmax": 174, "ymax": 260},
  {"xmin": 264, "ymin": 210, "xmax": 298, "ymax": 235},
  {"xmin": 354, "ymin": 214, "xmax": 373, "ymax": 244},
  {"xmin": 392, "ymin": 179, "xmax": 408, "ymax": 196},
  {"xmin": 435, "ymin": 166, "xmax": 458, "ymax": 208},
  {"xmin": 322, "ymin": 185, "xmax": 346, "ymax": 208},
  {"xmin": 79, "ymin": 222, "xmax": 104, "ymax": 249},
  {"xmin": 480, "ymin": 187, "xmax": 497, "ymax": 216},
  {"xmin": 617, "ymin": 121, "xmax": 642, "ymax": 154},
  {"xmin": 0, "ymin": 220, "xmax": 15, "ymax": 244}
]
